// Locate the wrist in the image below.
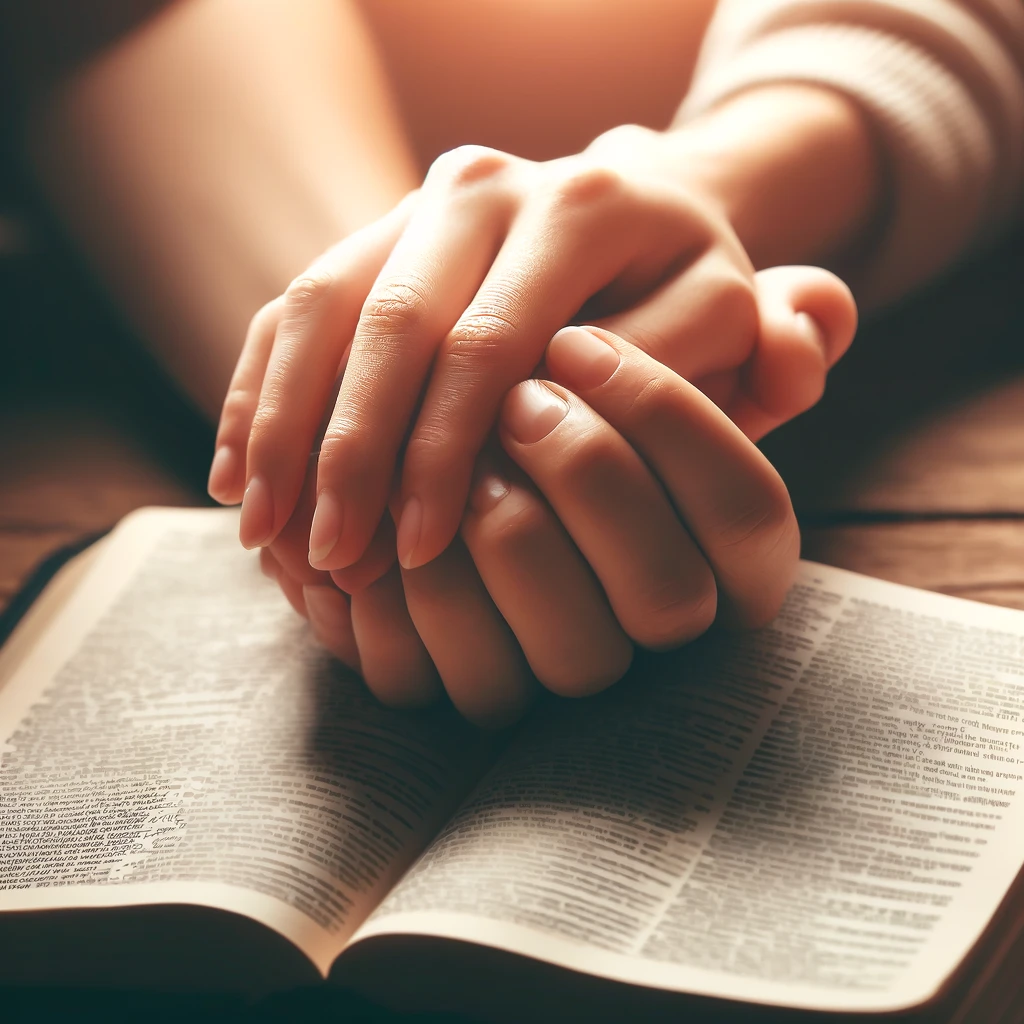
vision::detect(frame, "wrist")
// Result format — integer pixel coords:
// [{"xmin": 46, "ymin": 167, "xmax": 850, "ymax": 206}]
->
[{"xmin": 663, "ymin": 85, "xmax": 883, "ymax": 271}]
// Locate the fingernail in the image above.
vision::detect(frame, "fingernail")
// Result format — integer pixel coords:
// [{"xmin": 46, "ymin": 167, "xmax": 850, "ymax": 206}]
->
[
  {"xmin": 207, "ymin": 446, "xmax": 238, "ymax": 503},
  {"xmin": 546, "ymin": 326, "xmax": 620, "ymax": 390},
  {"xmin": 309, "ymin": 489, "xmax": 343, "ymax": 567},
  {"xmin": 396, "ymin": 496, "xmax": 423, "ymax": 570},
  {"xmin": 239, "ymin": 475, "xmax": 273, "ymax": 548},
  {"xmin": 469, "ymin": 472, "xmax": 511, "ymax": 515},
  {"xmin": 501, "ymin": 380, "xmax": 569, "ymax": 445}
]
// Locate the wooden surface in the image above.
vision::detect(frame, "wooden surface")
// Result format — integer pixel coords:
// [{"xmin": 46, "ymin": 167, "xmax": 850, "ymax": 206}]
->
[
  {"xmin": 763, "ymin": 230, "xmax": 1024, "ymax": 606},
  {"xmin": 2, "ymin": 231, "xmax": 1024, "ymax": 617},
  {"xmin": 0, "ymin": 237, "xmax": 211, "ymax": 613}
]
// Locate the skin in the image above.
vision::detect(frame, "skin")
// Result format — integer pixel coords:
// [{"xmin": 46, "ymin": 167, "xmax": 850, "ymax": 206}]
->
[
  {"xmin": 221, "ymin": 269, "xmax": 856, "ymax": 727},
  {"xmin": 205, "ymin": 86, "xmax": 871, "ymax": 726},
  {"xmin": 20, "ymin": 0, "xmax": 419, "ymax": 419},
  {"xmin": 15, "ymin": 1, "xmax": 878, "ymax": 725},
  {"xmin": 17, "ymin": 3, "xmax": 876, "ymax": 416},
  {"xmin": 18, "ymin": 0, "xmax": 718, "ymax": 418},
  {"xmin": 226, "ymin": 106, "xmax": 875, "ymax": 571}
]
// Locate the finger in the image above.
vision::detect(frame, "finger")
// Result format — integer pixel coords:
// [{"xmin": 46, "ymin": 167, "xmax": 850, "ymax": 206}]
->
[
  {"xmin": 310, "ymin": 148, "xmax": 517, "ymax": 572},
  {"xmin": 209, "ymin": 297, "xmax": 284, "ymax": 505},
  {"xmin": 400, "ymin": 536, "xmax": 536, "ymax": 728},
  {"xmin": 594, "ymin": 244, "xmax": 757, "ymax": 382},
  {"xmin": 329, "ymin": 513, "xmax": 397, "ymax": 595},
  {"xmin": 267, "ymin": 460, "xmax": 333, "ymax": 587},
  {"xmin": 498, "ymin": 380, "xmax": 718, "ymax": 650},
  {"xmin": 266, "ymin": 416, "xmax": 396, "ymax": 595},
  {"xmin": 259, "ymin": 547, "xmax": 310, "ymax": 619},
  {"xmin": 728, "ymin": 266, "xmax": 857, "ymax": 441},
  {"xmin": 272, "ymin": 432, "xmax": 395, "ymax": 598},
  {"xmin": 349, "ymin": 562, "xmax": 443, "ymax": 709},
  {"xmin": 263, "ymin": 481, "xmax": 360, "ymax": 672},
  {"xmin": 461, "ymin": 453, "xmax": 634, "ymax": 697},
  {"xmin": 259, "ymin": 546, "xmax": 281, "ymax": 581},
  {"xmin": 543, "ymin": 325, "xmax": 799, "ymax": 628},
  {"xmin": 303, "ymin": 584, "xmax": 361, "ymax": 673},
  {"xmin": 396, "ymin": 163, "xmax": 663, "ymax": 572},
  {"xmin": 239, "ymin": 196, "xmax": 417, "ymax": 549}
]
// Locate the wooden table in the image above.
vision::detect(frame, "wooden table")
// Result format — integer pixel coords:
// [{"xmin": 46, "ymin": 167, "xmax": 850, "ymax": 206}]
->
[{"xmin": 0, "ymin": 237, "xmax": 211, "ymax": 615}]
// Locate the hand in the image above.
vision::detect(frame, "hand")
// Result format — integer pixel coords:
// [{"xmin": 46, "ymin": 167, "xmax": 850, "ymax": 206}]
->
[
  {"xmin": 208, "ymin": 128, "xmax": 848, "ymax": 577},
  {"xmin": 249, "ymin": 267, "xmax": 855, "ymax": 727}
]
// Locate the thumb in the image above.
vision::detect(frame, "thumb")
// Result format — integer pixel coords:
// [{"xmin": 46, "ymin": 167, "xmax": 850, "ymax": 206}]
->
[{"xmin": 728, "ymin": 265, "xmax": 857, "ymax": 441}]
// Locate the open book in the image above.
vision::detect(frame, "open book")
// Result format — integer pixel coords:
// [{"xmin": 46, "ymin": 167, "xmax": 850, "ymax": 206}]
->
[{"xmin": 1, "ymin": 507, "xmax": 1023, "ymax": 1022}]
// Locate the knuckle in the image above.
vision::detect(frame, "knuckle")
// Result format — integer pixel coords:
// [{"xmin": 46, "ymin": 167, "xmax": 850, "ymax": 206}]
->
[
  {"xmin": 219, "ymin": 385, "xmax": 259, "ymax": 427},
  {"xmin": 630, "ymin": 580, "xmax": 718, "ymax": 651},
  {"xmin": 587, "ymin": 123, "xmax": 656, "ymax": 155},
  {"xmin": 361, "ymin": 277, "xmax": 431, "ymax": 336},
  {"xmin": 402, "ymin": 424, "xmax": 453, "ymax": 469},
  {"xmin": 706, "ymin": 270, "xmax": 758, "ymax": 344},
  {"xmin": 539, "ymin": 643, "xmax": 634, "ymax": 699},
  {"xmin": 549, "ymin": 161, "xmax": 627, "ymax": 210},
  {"xmin": 284, "ymin": 267, "xmax": 334, "ymax": 312},
  {"xmin": 445, "ymin": 308, "xmax": 520, "ymax": 359},
  {"xmin": 623, "ymin": 373, "xmax": 686, "ymax": 425},
  {"xmin": 714, "ymin": 480, "xmax": 796, "ymax": 555},
  {"xmin": 487, "ymin": 499, "xmax": 550, "ymax": 550},
  {"xmin": 248, "ymin": 402, "xmax": 281, "ymax": 443},
  {"xmin": 317, "ymin": 428, "xmax": 377, "ymax": 487},
  {"xmin": 429, "ymin": 144, "xmax": 512, "ymax": 189},
  {"xmin": 716, "ymin": 503, "xmax": 777, "ymax": 552},
  {"xmin": 560, "ymin": 429, "xmax": 620, "ymax": 486},
  {"xmin": 317, "ymin": 419, "xmax": 364, "ymax": 463},
  {"xmin": 247, "ymin": 297, "xmax": 282, "ymax": 337},
  {"xmin": 247, "ymin": 402, "xmax": 294, "ymax": 460}
]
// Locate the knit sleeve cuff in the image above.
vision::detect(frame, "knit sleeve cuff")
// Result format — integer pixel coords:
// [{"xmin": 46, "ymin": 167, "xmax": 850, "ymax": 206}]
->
[{"xmin": 681, "ymin": 22, "xmax": 1007, "ymax": 308}]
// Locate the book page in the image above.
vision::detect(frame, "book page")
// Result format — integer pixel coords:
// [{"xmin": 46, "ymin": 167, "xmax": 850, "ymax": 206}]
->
[
  {"xmin": 0, "ymin": 508, "xmax": 490, "ymax": 976},
  {"xmin": 357, "ymin": 562, "xmax": 1024, "ymax": 1013}
]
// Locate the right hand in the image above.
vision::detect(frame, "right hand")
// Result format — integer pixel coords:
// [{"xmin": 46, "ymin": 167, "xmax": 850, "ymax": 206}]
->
[{"xmin": 246, "ymin": 267, "xmax": 855, "ymax": 727}]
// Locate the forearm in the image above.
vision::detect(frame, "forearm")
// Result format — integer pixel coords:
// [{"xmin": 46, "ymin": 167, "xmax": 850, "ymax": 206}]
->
[
  {"xmin": 18, "ymin": 0, "xmax": 418, "ymax": 419},
  {"xmin": 672, "ymin": 0, "xmax": 1024, "ymax": 307},
  {"xmin": 665, "ymin": 84, "xmax": 883, "ymax": 273}
]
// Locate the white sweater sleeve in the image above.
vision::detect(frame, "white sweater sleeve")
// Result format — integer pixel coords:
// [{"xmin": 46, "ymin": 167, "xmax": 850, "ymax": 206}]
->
[{"xmin": 681, "ymin": 0, "xmax": 1024, "ymax": 307}]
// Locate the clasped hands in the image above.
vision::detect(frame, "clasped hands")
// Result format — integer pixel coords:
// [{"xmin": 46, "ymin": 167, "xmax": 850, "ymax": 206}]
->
[{"xmin": 208, "ymin": 127, "xmax": 856, "ymax": 727}]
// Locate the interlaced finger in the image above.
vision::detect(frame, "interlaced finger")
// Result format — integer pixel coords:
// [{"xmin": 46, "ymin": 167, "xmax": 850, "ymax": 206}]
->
[
  {"xmin": 209, "ymin": 296, "xmax": 284, "ymax": 506},
  {"xmin": 542, "ymin": 325, "xmax": 800, "ymax": 628},
  {"xmin": 395, "ymin": 163, "xmax": 676, "ymax": 572},
  {"xmin": 238, "ymin": 196, "xmax": 417, "ymax": 549},
  {"xmin": 461, "ymin": 451, "xmax": 634, "ymax": 696},
  {"xmin": 310, "ymin": 148, "xmax": 517, "ymax": 572}
]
